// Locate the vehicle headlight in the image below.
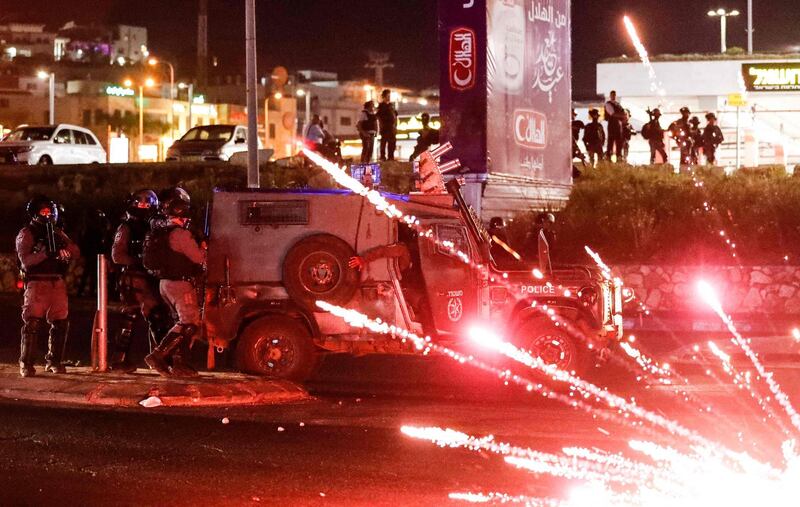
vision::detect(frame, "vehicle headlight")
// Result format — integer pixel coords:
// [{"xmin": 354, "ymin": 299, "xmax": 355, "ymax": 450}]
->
[
  {"xmin": 166, "ymin": 147, "xmax": 179, "ymax": 156},
  {"xmin": 622, "ymin": 287, "xmax": 635, "ymax": 303}
]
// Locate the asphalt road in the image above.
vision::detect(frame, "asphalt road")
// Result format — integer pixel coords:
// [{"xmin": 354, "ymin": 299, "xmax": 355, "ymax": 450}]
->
[{"xmin": 2, "ymin": 295, "xmax": 800, "ymax": 505}]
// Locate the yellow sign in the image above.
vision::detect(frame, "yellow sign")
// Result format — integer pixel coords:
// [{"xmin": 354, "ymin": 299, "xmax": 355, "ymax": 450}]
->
[{"xmin": 727, "ymin": 93, "xmax": 747, "ymax": 107}]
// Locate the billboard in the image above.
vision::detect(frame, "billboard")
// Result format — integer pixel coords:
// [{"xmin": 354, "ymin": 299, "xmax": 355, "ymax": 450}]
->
[
  {"xmin": 439, "ymin": 0, "xmax": 572, "ymax": 184},
  {"xmin": 742, "ymin": 63, "xmax": 800, "ymax": 92},
  {"xmin": 439, "ymin": 0, "xmax": 488, "ymax": 175}
]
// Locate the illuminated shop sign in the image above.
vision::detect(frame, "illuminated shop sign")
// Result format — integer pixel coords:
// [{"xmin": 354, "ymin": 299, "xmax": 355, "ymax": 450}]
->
[
  {"xmin": 742, "ymin": 63, "xmax": 800, "ymax": 92},
  {"xmin": 397, "ymin": 114, "xmax": 442, "ymax": 132},
  {"xmin": 106, "ymin": 85, "xmax": 135, "ymax": 97}
]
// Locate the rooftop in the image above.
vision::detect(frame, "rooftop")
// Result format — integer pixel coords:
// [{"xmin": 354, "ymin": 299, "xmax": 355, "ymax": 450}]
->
[{"xmin": 601, "ymin": 52, "xmax": 800, "ymax": 64}]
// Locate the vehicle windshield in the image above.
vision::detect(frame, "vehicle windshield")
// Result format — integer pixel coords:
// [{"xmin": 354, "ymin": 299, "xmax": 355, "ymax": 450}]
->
[
  {"xmin": 179, "ymin": 125, "xmax": 235, "ymax": 142},
  {"xmin": 4, "ymin": 127, "xmax": 57, "ymax": 142}
]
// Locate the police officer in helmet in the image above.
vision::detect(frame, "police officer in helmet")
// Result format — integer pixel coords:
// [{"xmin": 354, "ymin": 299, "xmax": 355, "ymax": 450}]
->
[
  {"xmin": 16, "ymin": 196, "xmax": 80, "ymax": 377},
  {"xmin": 143, "ymin": 189, "xmax": 206, "ymax": 377},
  {"xmin": 110, "ymin": 189, "xmax": 172, "ymax": 373}
]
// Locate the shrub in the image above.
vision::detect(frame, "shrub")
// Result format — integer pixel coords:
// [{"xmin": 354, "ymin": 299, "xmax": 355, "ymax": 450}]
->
[{"xmin": 509, "ymin": 164, "xmax": 800, "ymax": 265}]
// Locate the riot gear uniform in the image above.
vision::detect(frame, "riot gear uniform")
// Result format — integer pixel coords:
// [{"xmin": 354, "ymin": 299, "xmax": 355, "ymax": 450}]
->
[
  {"xmin": 571, "ymin": 109, "xmax": 586, "ymax": 163},
  {"xmin": 16, "ymin": 196, "xmax": 80, "ymax": 377},
  {"xmin": 703, "ymin": 113, "xmax": 724, "ymax": 165},
  {"xmin": 604, "ymin": 92, "xmax": 626, "ymax": 161},
  {"xmin": 110, "ymin": 189, "xmax": 171, "ymax": 373},
  {"xmin": 642, "ymin": 109, "xmax": 667, "ymax": 164},
  {"xmin": 143, "ymin": 192, "xmax": 206, "ymax": 377},
  {"xmin": 583, "ymin": 109, "xmax": 605, "ymax": 166},
  {"xmin": 669, "ymin": 107, "xmax": 693, "ymax": 166}
]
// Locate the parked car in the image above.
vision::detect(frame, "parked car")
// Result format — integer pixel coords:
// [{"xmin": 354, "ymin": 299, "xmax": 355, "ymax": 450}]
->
[
  {"xmin": 0, "ymin": 124, "xmax": 107, "ymax": 165},
  {"xmin": 166, "ymin": 124, "xmax": 261, "ymax": 162}
]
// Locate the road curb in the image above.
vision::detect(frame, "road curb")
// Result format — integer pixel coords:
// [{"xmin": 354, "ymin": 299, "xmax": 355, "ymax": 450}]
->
[{"xmin": 0, "ymin": 365, "xmax": 311, "ymax": 408}]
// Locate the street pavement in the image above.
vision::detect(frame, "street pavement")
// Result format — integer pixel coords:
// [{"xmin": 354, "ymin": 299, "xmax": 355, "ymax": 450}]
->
[{"xmin": 2, "ymin": 293, "xmax": 800, "ymax": 505}]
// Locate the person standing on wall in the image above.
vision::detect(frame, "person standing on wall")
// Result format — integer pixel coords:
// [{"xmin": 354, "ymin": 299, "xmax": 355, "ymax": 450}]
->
[
  {"xmin": 583, "ymin": 108, "xmax": 605, "ymax": 166},
  {"xmin": 16, "ymin": 197, "xmax": 80, "ymax": 377},
  {"xmin": 376, "ymin": 89, "xmax": 398, "ymax": 161},
  {"xmin": 571, "ymin": 109, "xmax": 586, "ymax": 164},
  {"xmin": 641, "ymin": 108, "xmax": 667, "ymax": 164},
  {"xmin": 357, "ymin": 101, "xmax": 378, "ymax": 163},
  {"xmin": 604, "ymin": 90, "xmax": 626, "ymax": 162},
  {"xmin": 703, "ymin": 113, "xmax": 724, "ymax": 165},
  {"xmin": 669, "ymin": 107, "xmax": 694, "ymax": 167}
]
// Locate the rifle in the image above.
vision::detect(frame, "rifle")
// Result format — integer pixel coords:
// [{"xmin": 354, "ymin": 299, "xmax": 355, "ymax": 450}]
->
[
  {"xmin": 198, "ymin": 201, "xmax": 211, "ymax": 330},
  {"xmin": 44, "ymin": 221, "xmax": 58, "ymax": 256}
]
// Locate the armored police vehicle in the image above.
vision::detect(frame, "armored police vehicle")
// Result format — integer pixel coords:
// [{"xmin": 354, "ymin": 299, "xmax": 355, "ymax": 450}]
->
[{"xmin": 203, "ymin": 180, "xmax": 624, "ymax": 381}]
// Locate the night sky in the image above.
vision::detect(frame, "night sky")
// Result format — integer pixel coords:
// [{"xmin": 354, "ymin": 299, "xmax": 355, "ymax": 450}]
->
[{"xmin": 4, "ymin": 1, "xmax": 799, "ymax": 98}]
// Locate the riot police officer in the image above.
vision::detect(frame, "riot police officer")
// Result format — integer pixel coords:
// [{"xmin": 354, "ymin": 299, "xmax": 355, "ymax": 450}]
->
[
  {"xmin": 642, "ymin": 108, "xmax": 667, "ymax": 164},
  {"xmin": 142, "ymin": 190, "xmax": 206, "ymax": 377},
  {"xmin": 669, "ymin": 107, "xmax": 693, "ymax": 166},
  {"xmin": 583, "ymin": 109, "xmax": 605, "ymax": 166},
  {"xmin": 109, "ymin": 189, "xmax": 172, "ymax": 373},
  {"xmin": 703, "ymin": 113, "xmax": 724, "ymax": 165},
  {"xmin": 16, "ymin": 197, "xmax": 80, "ymax": 377}
]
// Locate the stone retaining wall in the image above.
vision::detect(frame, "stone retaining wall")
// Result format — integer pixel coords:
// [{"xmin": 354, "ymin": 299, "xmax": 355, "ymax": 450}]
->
[{"xmin": 617, "ymin": 265, "xmax": 800, "ymax": 314}]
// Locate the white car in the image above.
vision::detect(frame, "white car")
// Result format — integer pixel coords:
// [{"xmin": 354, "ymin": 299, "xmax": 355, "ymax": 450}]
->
[
  {"xmin": 0, "ymin": 124, "xmax": 107, "ymax": 165},
  {"xmin": 166, "ymin": 124, "xmax": 261, "ymax": 162}
]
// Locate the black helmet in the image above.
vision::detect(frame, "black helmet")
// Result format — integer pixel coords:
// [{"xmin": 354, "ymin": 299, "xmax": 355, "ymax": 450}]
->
[
  {"xmin": 26, "ymin": 196, "xmax": 59, "ymax": 224},
  {"xmin": 680, "ymin": 106, "xmax": 691, "ymax": 115},
  {"xmin": 588, "ymin": 108, "xmax": 600, "ymax": 118},
  {"xmin": 164, "ymin": 197, "xmax": 192, "ymax": 219},
  {"xmin": 689, "ymin": 116, "xmax": 700, "ymax": 125},
  {"xmin": 489, "ymin": 216, "xmax": 505, "ymax": 229},
  {"xmin": 159, "ymin": 187, "xmax": 190, "ymax": 207},
  {"xmin": 127, "ymin": 189, "xmax": 159, "ymax": 219},
  {"xmin": 536, "ymin": 212, "xmax": 555, "ymax": 225},
  {"xmin": 705, "ymin": 112, "xmax": 717, "ymax": 121}
]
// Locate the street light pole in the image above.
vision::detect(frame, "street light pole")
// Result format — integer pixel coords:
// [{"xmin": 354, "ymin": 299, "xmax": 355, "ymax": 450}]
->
[
  {"xmin": 149, "ymin": 58, "xmax": 175, "ymax": 139},
  {"xmin": 245, "ymin": 0, "xmax": 259, "ymax": 188},
  {"xmin": 138, "ymin": 85, "xmax": 144, "ymax": 160},
  {"xmin": 296, "ymin": 89, "xmax": 311, "ymax": 137},
  {"xmin": 747, "ymin": 0, "xmax": 753, "ymax": 54},
  {"xmin": 37, "ymin": 71, "xmax": 55, "ymax": 124},
  {"xmin": 707, "ymin": 8, "xmax": 739, "ymax": 53}
]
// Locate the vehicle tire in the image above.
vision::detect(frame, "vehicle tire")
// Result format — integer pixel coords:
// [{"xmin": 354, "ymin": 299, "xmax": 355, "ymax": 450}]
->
[
  {"xmin": 235, "ymin": 316, "xmax": 318, "ymax": 381},
  {"xmin": 282, "ymin": 233, "xmax": 359, "ymax": 308},
  {"xmin": 38, "ymin": 155, "xmax": 53, "ymax": 165},
  {"xmin": 514, "ymin": 317, "xmax": 589, "ymax": 379}
]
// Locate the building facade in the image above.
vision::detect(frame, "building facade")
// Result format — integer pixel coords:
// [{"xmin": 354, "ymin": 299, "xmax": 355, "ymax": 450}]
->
[{"xmin": 597, "ymin": 56, "xmax": 800, "ymax": 167}]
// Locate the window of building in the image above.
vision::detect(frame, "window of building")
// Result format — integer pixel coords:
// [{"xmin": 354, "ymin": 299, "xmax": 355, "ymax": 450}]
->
[
  {"xmin": 340, "ymin": 116, "xmax": 352, "ymax": 127},
  {"xmin": 26, "ymin": 83, "xmax": 37, "ymax": 91}
]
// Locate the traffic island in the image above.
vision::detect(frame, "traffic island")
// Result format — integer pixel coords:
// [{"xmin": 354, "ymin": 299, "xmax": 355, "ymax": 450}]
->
[{"xmin": 0, "ymin": 364, "xmax": 310, "ymax": 408}]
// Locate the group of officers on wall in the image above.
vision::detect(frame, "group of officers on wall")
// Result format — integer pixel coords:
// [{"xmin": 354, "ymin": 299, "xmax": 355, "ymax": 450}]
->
[
  {"xmin": 572, "ymin": 90, "xmax": 725, "ymax": 168},
  {"xmin": 16, "ymin": 188, "xmax": 206, "ymax": 378}
]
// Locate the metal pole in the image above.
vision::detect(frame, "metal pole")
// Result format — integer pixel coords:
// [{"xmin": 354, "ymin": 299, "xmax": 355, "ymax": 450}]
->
[
  {"xmin": 747, "ymin": 0, "xmax": 753, "ymax": 54},
  {"xmin": 138, "ymin": 85, "xmax": 144, "ymax": 161},
  {"xmin": 245, "ymin": 0, "xmax": 260, "ymax": 188},
  {"xmin": 48, "ymin": 73, "xmax": 55, "ymax": 124},
  {"xmin": 168, "ymin": 62, "xmax": 175, "ymax": 140},
  {"xmin": 187, "ymin": 83, "xmax": 194, "ymax": 130},
  {"xmin": 736, "ymin": 106, "xmax": 741, "ymax": 168},
  {"xmin": 96, "ymin": 254, "xmax": 108, "ymax": 372},
  {"xmin": 720, "ymin": 15, "xmax": 727, "ymax": 53},
  {"xmin": 305, "ymin": 92, "xmax": 311, "ymax": 137}
]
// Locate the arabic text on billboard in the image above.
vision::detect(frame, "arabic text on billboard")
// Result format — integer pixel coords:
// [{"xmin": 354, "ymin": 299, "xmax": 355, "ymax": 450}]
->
[{"xmin": 485, "ymin": 0, "xmax": 571, "ymax": 183}]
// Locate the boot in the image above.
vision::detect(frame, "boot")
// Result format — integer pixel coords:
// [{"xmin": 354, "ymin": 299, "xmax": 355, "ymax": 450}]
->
[
  {"xmin": 110, "ymin": 321, "xmax": 137, "ymax": 374},
  {"xmin": 45, "ymin": 319, "xmax": 69, "ymax": 374},
  {"xmin": 145, "ymin": 331, "xmax": 184, "ymax": 377},
  {"xmin": 170, "ymin": 339, "xmax": 198, "ymax": 378},
  {"xmin": 19, "ymin": 318, "xmax": 45, "ymax": 378}
]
